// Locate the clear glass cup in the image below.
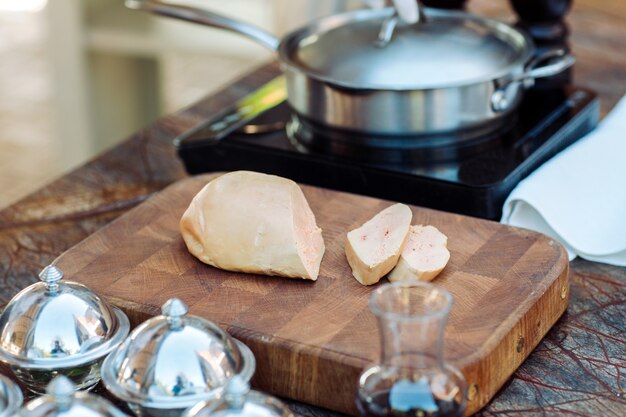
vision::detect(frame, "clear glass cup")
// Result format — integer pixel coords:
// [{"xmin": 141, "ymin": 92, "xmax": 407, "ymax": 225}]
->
[{"xmin": 357, "ymin": 281, "xmax": 467, "ymax": 417}]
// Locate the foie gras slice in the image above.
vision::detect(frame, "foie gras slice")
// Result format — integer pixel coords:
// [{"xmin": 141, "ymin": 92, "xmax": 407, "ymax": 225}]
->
[
  {"xmin": 388, "ymin": 225, "xmax": 450, "ymax": 283},
  {"xmin": 345, "ymin": 203, "xmax": 412, "ymax": 286},
  {"xmin": 180, "ymin": 171, "xmax": 325, "ymax": 280}
]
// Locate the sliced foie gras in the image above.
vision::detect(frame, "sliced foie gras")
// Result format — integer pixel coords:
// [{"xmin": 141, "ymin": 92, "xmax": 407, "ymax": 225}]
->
[
  {"xmin": 388, "ymin": 225, "xmax": 450, "ymax": 283},
  {"xmin": 345, "ymin": 203, "xmax": 412, "ymax": 286},
  {"xmin": 180, "ymin": 171, "xmax": 325, "ymax": 280}
]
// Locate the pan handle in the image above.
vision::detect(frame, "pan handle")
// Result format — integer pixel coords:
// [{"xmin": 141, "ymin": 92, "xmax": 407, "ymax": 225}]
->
[
  {"xmin": 125, "ymin": 0, "xmax": 280, "ymax": 51},
  {"xmin": 491, "ymin": 49, "xmax": 575, "ymax": 112},
  {"xmin": 522, "ymin": 49, "xmax": 576, "ymax": 82}
]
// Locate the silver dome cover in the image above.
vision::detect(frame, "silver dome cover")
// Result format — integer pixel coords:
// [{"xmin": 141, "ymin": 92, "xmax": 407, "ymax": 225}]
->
[
  {"xmin": 0, "ymin": 265, "xmax": 130, "ymax": 369},
  {"xmin": 182, "ymin": 376, "xmax": 293, "ymax": 417},
  {"xmin": 19, "ymin": 376, "xmax": 130, "ymax": 417},
  {"xmin": 0, "ymin": 373, "xmax": 22, "ymax": 417},
  {"xmin": 102, "ymin": 298, "xmax": 255, "ymax": 409}
]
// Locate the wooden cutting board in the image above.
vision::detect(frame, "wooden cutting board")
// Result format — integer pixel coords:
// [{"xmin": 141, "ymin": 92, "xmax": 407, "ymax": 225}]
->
[{"xmin": 56, "ymin": 174, "xmax": 569, "ymax": 416}]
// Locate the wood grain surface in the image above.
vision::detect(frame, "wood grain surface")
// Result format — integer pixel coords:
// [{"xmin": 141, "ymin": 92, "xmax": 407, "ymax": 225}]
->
[{"xmin": 55, "ymin": 174, "xmax": 569, "ymax": 416}]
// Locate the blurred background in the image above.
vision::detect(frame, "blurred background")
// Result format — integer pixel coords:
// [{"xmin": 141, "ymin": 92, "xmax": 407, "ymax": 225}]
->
[
  {"xmin": 0, "ymin": 0, "xmax": 358, "ymax": 208},
  {"xmin": 1, "ymin": 0, "xmax": 617, "ymax": 210}
]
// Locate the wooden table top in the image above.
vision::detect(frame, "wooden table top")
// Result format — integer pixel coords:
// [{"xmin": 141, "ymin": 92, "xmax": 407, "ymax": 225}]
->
[{"xmin": 0, "ymin": 1, "xmax": 624, "ymax": 415}]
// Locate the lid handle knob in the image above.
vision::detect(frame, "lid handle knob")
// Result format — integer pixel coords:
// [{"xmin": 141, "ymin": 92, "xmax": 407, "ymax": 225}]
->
[
  {"xmin": 46, "ymin": 376, "xmax": 75, "ymax": 410},
  {"xmin": 162, "ymin": 298, "xmax": 188, "ymax": 330},
  {"xmin": 377, "ymin": 1, "xmax": 426, "ymax": 47},
  {"xmin": 224, "ymin": 375, "xmax": 250, "ymax": 410},
  {"xmin": 39, "ymin": 264, "xmax": 64, "ymax": 295},
  {"xmin": 392, "ymin": 0, "xmax": 420, "ymax": 24}
]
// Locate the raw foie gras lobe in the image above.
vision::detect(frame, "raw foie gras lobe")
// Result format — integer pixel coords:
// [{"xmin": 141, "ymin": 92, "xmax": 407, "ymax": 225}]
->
[
  {"xmin": 388, "ymin": 225, "xmax": 450, "ymax": 282},
  {"xmin": 179, "ymin": 171, "xmax": 325, "ymax": 280},
  {"xmin": 345, "ymin": 203, "xmax": 412, "ymax": 286}
]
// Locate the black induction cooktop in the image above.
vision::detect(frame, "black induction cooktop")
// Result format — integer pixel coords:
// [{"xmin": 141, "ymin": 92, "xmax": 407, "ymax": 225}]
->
[{"xmin": 176, "ymin": 81, "xmax": 599, "ymax": 220}]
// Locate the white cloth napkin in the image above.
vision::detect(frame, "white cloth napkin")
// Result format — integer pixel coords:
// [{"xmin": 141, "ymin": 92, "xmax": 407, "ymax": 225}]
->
[{"xmin": 501, "ymin": 95, "xmax": 626, "ymax": 266}]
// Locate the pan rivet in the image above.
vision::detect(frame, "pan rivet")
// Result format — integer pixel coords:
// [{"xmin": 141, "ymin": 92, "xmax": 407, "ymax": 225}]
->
[
  {"xmin": 516, "ymin": 336, "xmax": 525, "ymax": 353},
  {"xmin": 468, "ymin": 384, "xmax": 479, "ymax": 401},
  {"xmin": 491, "ymin": 90, "xmax": 509, "ymax": 112},
  {"xmin": 560, "ymin": 285, "xmax": 567, "ymax": 300}
]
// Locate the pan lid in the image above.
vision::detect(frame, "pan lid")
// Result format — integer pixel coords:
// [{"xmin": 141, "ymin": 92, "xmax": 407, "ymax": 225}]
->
[{"xmin": 279, "ymin": 7, "xmax": 532, "ymax": 90}]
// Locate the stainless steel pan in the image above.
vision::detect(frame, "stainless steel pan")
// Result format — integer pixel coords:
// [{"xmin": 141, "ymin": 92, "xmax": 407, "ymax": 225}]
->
[{"xmin": 127, "ymin": 0, "xmax": 574, "ymax": 136}]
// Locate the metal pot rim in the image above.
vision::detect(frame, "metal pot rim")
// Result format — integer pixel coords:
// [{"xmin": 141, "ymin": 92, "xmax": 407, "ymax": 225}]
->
[
  {"xmin": 101, "ymin": 338, "xmax": 256, "ymax": 409},
  {"xmin": 277, "ymin": 7, "xmax": 535, "ymax": 91},
  {"xmin": 0, "ymin": 307, "xmax": 130, "ymax": 370}
]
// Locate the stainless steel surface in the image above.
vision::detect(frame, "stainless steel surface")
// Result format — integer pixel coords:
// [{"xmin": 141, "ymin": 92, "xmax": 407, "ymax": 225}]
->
[
  {"xmin": 0, "ymin": 265, "xmax": 120, "ymax": 364},
  {"xmin": 283, "ymin": 66, "xmax": 523, "ymax": 134},
  {"xmin": 376, "ymin": 0, "xmax": 425, "ymax": 47},
  {"xmin": 125, "ymin": 0, "xmax": 279, "ymax": 50},
  {"xmin": 183, "ymin": 376, "xmax": 294, "ymax": 417},
  {"xmin": 0, "ymin": 373, "xmax": 22, "ymax": 417},
  {"xmin": 491, "ymin": 49, "xmax": 576, "ymax": 112},
  {"xmin": 127, "ymin": 1, "xmax": 574, "ymax": 135},
  {"xmin": 19, "ymin": 376, "xmax": 130, "ymax": 417},
  {"xmin": 101, "ymin": 298, "xmax": 255, "ymax": 416},
  {"xmin": 497, "ymin": 49, "xmax": 576, "ymax": 91},
  {"xmin": 0, "ymin": 265, "xmax": 130, "ymax": 393},
  {"xmin": 277, "ymin": 7, "xmax": 531, "ymax": 133},
  {"xmin": 375, "ymin": 14, "xmax": 398, "ymax": 47}
]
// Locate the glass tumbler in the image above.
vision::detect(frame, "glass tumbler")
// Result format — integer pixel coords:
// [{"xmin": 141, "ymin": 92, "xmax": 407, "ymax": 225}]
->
[{"xmin": 357, "ymin": 281, "xmax": 467, "ymax": 417}]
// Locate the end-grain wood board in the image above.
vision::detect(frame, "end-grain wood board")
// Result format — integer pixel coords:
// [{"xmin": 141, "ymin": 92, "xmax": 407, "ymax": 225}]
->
[{"xmin": 56, "ymin": 174, "xmax": 569, "ymax": 416}]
